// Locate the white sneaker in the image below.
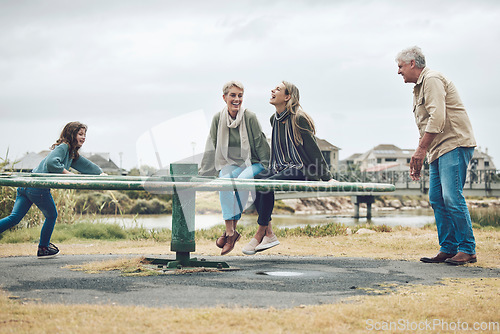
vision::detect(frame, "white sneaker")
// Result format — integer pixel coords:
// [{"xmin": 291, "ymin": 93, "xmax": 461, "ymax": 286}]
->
[
  {"xmin": 255, "ymin": 235, "xmax": 280, "ymax": 252},
  {"xmin": 242, "ymin": 238, "xmax": 260, "ymax": 255}
]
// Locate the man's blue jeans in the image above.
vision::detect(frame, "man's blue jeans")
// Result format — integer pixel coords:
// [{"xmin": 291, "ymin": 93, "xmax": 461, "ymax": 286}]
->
[
  {"xmin": 0, "ymin": 187, "xmax": 57, "ymax": 247},
  {"xmin": 428, "ymin": 147, "xmax": 475, "ymax": 255},
  {"xmin": 218, "ymin": 163, "xmax": 265, "ymax": 221}
]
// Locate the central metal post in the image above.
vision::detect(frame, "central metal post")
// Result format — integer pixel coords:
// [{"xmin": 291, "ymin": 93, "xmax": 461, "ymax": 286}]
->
[
  {"xmin": 170, "ymin": 163, "xmax": 197, "ymax": 260},
  {"xmin": 146, "ymin": 163, "xmax": 230, "ymax": 270}
]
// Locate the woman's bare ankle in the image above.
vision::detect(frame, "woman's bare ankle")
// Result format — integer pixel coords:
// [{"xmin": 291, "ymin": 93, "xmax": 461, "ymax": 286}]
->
[
  {"xmin": 265, "ymin": 223, "xmax": 274, "ymax": 237},
  {"xmin": 254, "ymin": 226, "xmax": 267, "ymax": 242},
  {"xmin": 225, "ymin": 220, "xmax": 235, "ymax": 236}
]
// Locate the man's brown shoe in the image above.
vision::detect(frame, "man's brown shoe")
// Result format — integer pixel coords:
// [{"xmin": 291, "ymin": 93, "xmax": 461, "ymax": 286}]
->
[
  {"xmin": 445, "ymin": 252, "xmax": 477, "ymax": 265},
  {"xmin": 221, "ymin": 231, "xmax": 241, "ymax": 256},
  {"xmin": 420, "ymin": 252, "xmax": 456, "ymax": 263},
  {"xmin": 216, "ymin": 232, "xmax": 227, "ymax": 249}
]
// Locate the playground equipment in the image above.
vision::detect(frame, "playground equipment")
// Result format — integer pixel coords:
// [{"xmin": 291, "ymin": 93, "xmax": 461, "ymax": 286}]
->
[{"xmin": 0, "ymin": 163, "xmax": 396, "ymax": 269}]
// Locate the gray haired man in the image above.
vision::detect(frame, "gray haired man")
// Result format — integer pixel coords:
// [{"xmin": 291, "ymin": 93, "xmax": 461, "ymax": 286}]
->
[{"xmin": 396, "ymin": 46, "xmax": 477, "ymax": 265}]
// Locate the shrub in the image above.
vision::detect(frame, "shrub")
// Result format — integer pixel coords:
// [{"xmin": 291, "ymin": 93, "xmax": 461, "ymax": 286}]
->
[
  {"xmin": 371, "ymin": 224, "xmax": 393, "ymax": 232},
  {"xmin": 469, "ymin": 207, "xmax": 500, "ymax": 229},
  {"xmin": 120, "ymin": 190, "xmax": 172, "ymax": 202},
  {"xmin": 51, "ymin": 189, "xmax": 79, "ymax": 225},
  {"xmin": 274, "ymin": 200, "xmax": 295, "ymax": 214},
  {"xmin": 75, "ymin": 191, "xmax": 131, "ymax": 215},
  {"xmin": 71, "ymin": 222, "xmax": 127, "ymax": 240},
  {"xmin": 278, "ymin": 223, "xmax": 348, "ymax": 237},
  {"xmin": 129, "ymin": 199, "xmax": 171, "ymax": 214},
  {"xmin": 0, "ymin": 186, "xmax": 16, "ymax": 217}
]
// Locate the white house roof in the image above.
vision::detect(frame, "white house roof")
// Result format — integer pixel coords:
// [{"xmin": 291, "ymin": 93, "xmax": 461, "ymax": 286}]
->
[
  {"xmin": 8, "ymin": 151, "xmax": 49, "ymax": 171},
  {"xmin": 316, "ymin": 138, "xmax": 340, "ymax": 151},
  {"xmin": 5, "ymin": 150, "xmax": 120, "ymax": 173}
]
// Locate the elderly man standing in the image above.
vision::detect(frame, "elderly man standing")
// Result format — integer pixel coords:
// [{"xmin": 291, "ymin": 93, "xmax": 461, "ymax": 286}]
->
[{"xmin": 396, "ymin": 46, "xmax": 477, "ymax": 265}]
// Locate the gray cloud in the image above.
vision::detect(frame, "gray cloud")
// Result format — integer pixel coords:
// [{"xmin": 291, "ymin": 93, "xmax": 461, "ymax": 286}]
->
[{"xmin": 1, "ymin": 0, "xmax": 498, "ymax": 169}]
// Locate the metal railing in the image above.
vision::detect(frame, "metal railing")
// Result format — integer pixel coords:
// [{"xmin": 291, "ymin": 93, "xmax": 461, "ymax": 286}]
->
[
  {"xmin": 0, "ymin": 164, "xmax": 396, "ymax": 268},
  {"xmin": 333, "ymin": 169, "xmax": 500, "ymax": 196}
]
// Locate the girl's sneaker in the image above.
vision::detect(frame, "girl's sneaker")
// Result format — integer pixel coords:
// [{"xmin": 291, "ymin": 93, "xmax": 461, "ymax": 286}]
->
[{"xmin": 37, "ymin": 243, "xmax": 59, "ymax": 259}]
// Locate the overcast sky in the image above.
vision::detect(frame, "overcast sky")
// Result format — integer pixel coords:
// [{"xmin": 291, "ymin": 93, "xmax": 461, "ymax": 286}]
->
[{"xmin": 1, "ymin": 0, "xmax": 499, "ymax": 170}]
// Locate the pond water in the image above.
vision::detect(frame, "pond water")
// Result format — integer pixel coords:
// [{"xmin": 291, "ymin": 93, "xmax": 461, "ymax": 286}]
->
[{"xmin": 96, "ymin": 209, "xmax": 435, "ymax": 231}]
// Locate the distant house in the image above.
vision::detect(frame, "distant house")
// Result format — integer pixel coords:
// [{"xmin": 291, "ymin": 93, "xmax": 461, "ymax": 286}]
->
[
  {"xmin": 7, "ymin": 151, "xmax": 51, "ymax": 172},
  {"xmin": 469, "ymin": 147, "xmax": 496, "ymax": 183},
  {"xmin": 350, "ymin": 144, "xmax": 414, "ymax": 172},
  {"xmin": 338, "ymin": 153, "xmax": 362, "ymax": 172},
  {"xmin": 471, "ymin": 147, "xmax": 496, "ymax": 170},
  {"xmin": 316, "ymin": 138, "xmax": 340, "ymax": 173},
  {"xmin": 341, "ymin": 144, "xmax": 496, "ymax": 176},
  {"xmin": 81, "ymin": 152, "xmax": 122, "ymax": 175},
  {"xmin": 6, "ymin": 151, "xmax": 122, "ymax": 175}
]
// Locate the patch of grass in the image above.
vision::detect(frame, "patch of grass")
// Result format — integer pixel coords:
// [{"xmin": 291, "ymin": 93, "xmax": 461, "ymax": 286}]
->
[
  {"xmin": 420, "ymin": 207, "xmax": 499, "ymax": 231},
  {"xmin": 0, "ymin": 222, "xmax": 172, "ymax": 244},
  {"xmin": 65, "ymin": 257, "xmax": 160, "ymax": 276},
  {"xmin": 351, "ymin": 224, "xmax": 394, "ymax": 234},
  {"xmin": 470, "ymin": 207, "xmax": 500, "ymax": 229},
  {"xmin": 64, "ymin": 257, "xmax": 223, "ymax": 276},
  {"xmin": 1, "ymin": 218, "xmax": 351, "ymax": 245},
  {"xmin": 0, "ymin": 226, "xmax": 41, "ymax": 244},
  {"xmin": 196, "ymin": 224, "xmax": 226, "ymax": 240},
  {"xmin": 196, "ymin": 222, "xmax": 350, "ymax": 240},
  {"xmin": 0, "ymin": 278, "xmax": 498, "ymax": 333},
  {"xmin": 71, "ymin": 223, "xmax": 128, "ymax": 240},
  {"xmin": 278, "ymin": 223, "xmax": 348, "ymax": 237},
  {"xmin": 422, "ymin": 222, "xmax": 437, "ymax": 230},
  {"xmin": 274, "ymin": 200, "xmax": 295, "ymax": 213},
  {"xmin": 141, "ymin": 228, "xmax": 171, "ymax": 242}
]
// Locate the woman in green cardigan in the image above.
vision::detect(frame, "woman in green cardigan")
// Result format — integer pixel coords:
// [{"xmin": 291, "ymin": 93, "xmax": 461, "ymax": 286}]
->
[{"xmin": 199, "ymin": 81, "xmax": 270, "ymax": 255}]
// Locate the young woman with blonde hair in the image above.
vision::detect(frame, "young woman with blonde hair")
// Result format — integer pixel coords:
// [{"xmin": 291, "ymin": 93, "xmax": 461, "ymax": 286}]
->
[{"xmin": 242, "ymin": 81, "xmax": 334, "ymax": 255}]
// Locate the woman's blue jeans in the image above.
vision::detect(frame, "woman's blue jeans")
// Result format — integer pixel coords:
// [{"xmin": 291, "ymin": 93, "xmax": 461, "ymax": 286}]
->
[
  {"xmin": 0, "ymin": 187, "xmax": 57, "ymax": 247},
  {"xmin": 428, "ymin": 147, "xmax": 475, "ymax": 255},
  {"xmin": 218, "ymin": 163, "xmax": 265, "ymax": 221}
]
